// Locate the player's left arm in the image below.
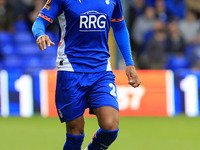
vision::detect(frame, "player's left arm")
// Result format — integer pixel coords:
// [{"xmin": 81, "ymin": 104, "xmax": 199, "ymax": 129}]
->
[
  {"xmin": 111, "ymin": 20, "xmax": 141, "ymax": 88},
  {"xmin": 32, "ymin": 17, "xmax": 55, "ymax": 51},
  {"xmin": 32, "ymin": 0, "xmax": 63, "ymax": 51}
]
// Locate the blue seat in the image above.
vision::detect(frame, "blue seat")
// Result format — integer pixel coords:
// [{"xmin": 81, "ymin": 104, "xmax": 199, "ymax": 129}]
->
[
  {"xmin": 14, "ymin": 31, "xmax": 35, "ymax": 44},
  {"xmin": 3, "ymin": 55, "xmax": 22, "ymax": 69},
  {"xmin": 41, "ymin": 56, "xmax": 56, "ymax": 69},
  {"xmin": 0, "ymin": 59, "xmax": 3, "ymax": 69},
  {"xmin": 0, "ymin": 31, "xmax": 13, "ymax": 43},
  {"xmin": 165, "ymin": 55, "xmax": 190, "ymax": 71},
  {"xmin": 143, "ymin": 30, "xmax": 154, "ymax": 44},
  {"xmin": 1, "ymin": 43, "xmax": 16, "ymax": 55},
  {"xmin": 22, "ymin": 56, "xmax": 41, "ymax": 67},
  {"xmin": 22, "ymin": 55, "xmax": 56, "ymax": 71},
  {"xmin": 14, "ymin": 20, "xmax": 30, "ymax": 31},
  {"xmin": 184, "ymin": 45, "xmax": 195, "ymax": 58},
  {"xmin": 145, "ymin": 0, "xmax": 155, "ymax": 6},
  {"xmin": 44, "ymin": 45, "xmax": 57, "ymax": 55},
  {"xmin": 141, "ymin": 30, "xmax": 154, "ymax": 54},
  {"xmin": 16, "ymin": 43, "xmax": 41, "ymax": 55},
  {"xmin": 46, "ymin": 31, "xmax": 59, "ymax": 44}
]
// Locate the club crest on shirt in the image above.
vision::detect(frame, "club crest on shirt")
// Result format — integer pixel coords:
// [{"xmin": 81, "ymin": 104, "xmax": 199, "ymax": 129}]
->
[{"xmin": 105, "ymin": 0, "xmax": 110, "ymax": 5}]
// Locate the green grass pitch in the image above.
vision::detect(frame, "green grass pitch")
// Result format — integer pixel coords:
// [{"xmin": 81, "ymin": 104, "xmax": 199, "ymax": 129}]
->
[{"xmin": 0, "ymin": 116, "xmax": 200, "ymax": 150}]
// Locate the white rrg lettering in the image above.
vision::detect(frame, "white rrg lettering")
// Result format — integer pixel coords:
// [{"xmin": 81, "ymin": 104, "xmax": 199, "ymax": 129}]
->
[
  {"xmin": 97, "ymin": 15, "xmax": 106, "ymax": 29},
  {"xmin": 80, "ymin": 16, "xmax": 88, "ymax": 28},
  {"xmin": 89, "ymin": 15, "xmax": 97, "ymax": 28}
]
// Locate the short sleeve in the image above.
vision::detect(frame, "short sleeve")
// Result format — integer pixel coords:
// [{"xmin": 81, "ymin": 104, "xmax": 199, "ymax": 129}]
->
[
  {"xmin": 39, "ymin": 0, "xmax": 63, "ymax": 23},
  {"xmin": 111, "ymin": 0, "xmax": 124, "ymax": 22}
]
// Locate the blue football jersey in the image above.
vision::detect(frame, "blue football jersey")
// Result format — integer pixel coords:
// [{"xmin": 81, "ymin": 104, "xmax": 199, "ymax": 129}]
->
[{"xmin": 39, "ymin": 0, "xmax": 124, "ymax": 72}]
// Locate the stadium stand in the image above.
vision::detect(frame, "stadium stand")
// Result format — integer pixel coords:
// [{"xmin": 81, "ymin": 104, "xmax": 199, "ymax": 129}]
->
[{"xmin": 129, "ymin": 0, "xmax": 199, "ymax": 70}]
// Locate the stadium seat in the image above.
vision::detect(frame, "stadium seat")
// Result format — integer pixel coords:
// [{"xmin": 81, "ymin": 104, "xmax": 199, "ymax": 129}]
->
[
  {"xmin": 17, "ymin": 56, "xmax": 44, "ymax": 73},
  {"xmin": 145, "ymin": 0, "xmax": 155, "ymax": 6},
  {"xmin": 141, "ymin": 30, "xmax": 154, "ymax": 54},
  {"xmin": 14, "ymin": 31, "xmax": 35, "ymax": 44},
  {"xmin": 44, "ymin": 45, "xmax": 57, "ymax": 55},
  {"xmin": 16, "ymin": 43, "xmax": 41, "ymax": 55},
  {"xmin": 143, "ymin": 30, "xmax": 154, "ymax": 43},
  {"xmin": 22, "ymin": 56, "xmax": 41, "ymax": 67},
  {"xmin": 184, "ymin": 45, "xmax": 195, "ymax": 58},
  {"xmin": 14, "ymin": 20, "xmax": 30, "ymax": 31},
  {"xmin": 3, "ymin": 55, "xmax": 22, "ymax": 69},
  {"xmin": 46, "ymin": 31, "xmax": 59, "ymax": 44},
  {"xmin": 0, "ymin": 31, "xmax": 13, "ymax": 43},
  {"xmin": 165, "ymin": 55, "xmax": 190, "ymax": 71},
  {"xmin": 18, "ymin": 53, "xmax": 57, "ymax": 71},
  {"xmin": 0, "ymin": 59, "xmax": 3, "ymax": 69},
  {"xmin": 41, "ymin": 55, "xmax": 57, "ymax": 69},
  {"xmin": 1, "ymin": 43, "xmax": 16, "ymax": 55}
]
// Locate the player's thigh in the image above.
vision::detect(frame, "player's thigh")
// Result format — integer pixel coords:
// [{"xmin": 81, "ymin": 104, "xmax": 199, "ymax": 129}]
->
[
  {"xmin": 88, "ymin": 71, "xmax": 119, "ymax": 130},
  {"xmin": 93, "ymin": 106, "xmax": 119, "ymax": 131}
]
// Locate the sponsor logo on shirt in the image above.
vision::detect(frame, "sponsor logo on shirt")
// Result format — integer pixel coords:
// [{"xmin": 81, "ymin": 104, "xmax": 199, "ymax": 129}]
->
[{"xmin": 79, "ymin": 11, "xmax": 107, "ymax": 32}]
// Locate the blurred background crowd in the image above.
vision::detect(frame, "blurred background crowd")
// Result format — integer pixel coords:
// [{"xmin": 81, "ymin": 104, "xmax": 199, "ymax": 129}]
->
[
  {"xmin": 0, "ymin": 0, "xmax": 200, "ymax": 72},
  {"xmin": 0, "ymin": 0, "xmax": 59, "ymax": 73},
  {"xmin": 128, "ymin": 0, "xmax": 200, "ymax": 71}
]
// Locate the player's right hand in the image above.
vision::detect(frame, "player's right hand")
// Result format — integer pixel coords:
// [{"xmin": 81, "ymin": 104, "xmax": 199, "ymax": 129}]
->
[
  {"xmin": 36, "ymin": 35, "xmax": 55, "ymax": 51},
  {"xmin": 126, "ymin": 65, "xmax": 141, "ymax": 88}
]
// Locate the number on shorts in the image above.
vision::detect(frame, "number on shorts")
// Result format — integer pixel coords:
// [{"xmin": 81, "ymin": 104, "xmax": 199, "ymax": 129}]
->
[{"xmin": 109, "ymin": 83, "xmax": 117, "ymax": 97}]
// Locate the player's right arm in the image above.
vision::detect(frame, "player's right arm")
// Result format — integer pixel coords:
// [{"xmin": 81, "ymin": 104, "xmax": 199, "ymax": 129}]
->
[
  {"xmin": 32, "ymin": 0, "xmax": 63, "ymax": 51},
  {"xmin": 111, "ymin": 0, "xmax": 141, "ymax": 88}
]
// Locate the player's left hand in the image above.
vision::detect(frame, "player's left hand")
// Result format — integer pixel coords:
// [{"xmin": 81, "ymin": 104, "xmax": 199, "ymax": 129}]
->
[
  {"xmin": 125, "ymin": 65, "xmax": 141, "ymax": 88},
  {"xmin": 36, "ymin": 35, "xmax": 55, "ymax": 51}
]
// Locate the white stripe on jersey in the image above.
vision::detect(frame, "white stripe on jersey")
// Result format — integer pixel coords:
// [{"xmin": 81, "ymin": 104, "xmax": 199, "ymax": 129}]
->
[
  {"xmin": 106, "ymin": 58, "xmax": 112, "ymax": 71},
  {"xmin": 56, "ymin": 12, "xmax": 74, "ymax": 72}
]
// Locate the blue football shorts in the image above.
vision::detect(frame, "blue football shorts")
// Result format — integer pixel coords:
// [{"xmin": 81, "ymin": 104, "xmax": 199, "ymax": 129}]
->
[{"xmin": 55, "ymin": 71, "xmax": 119, "ymax": 122}]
